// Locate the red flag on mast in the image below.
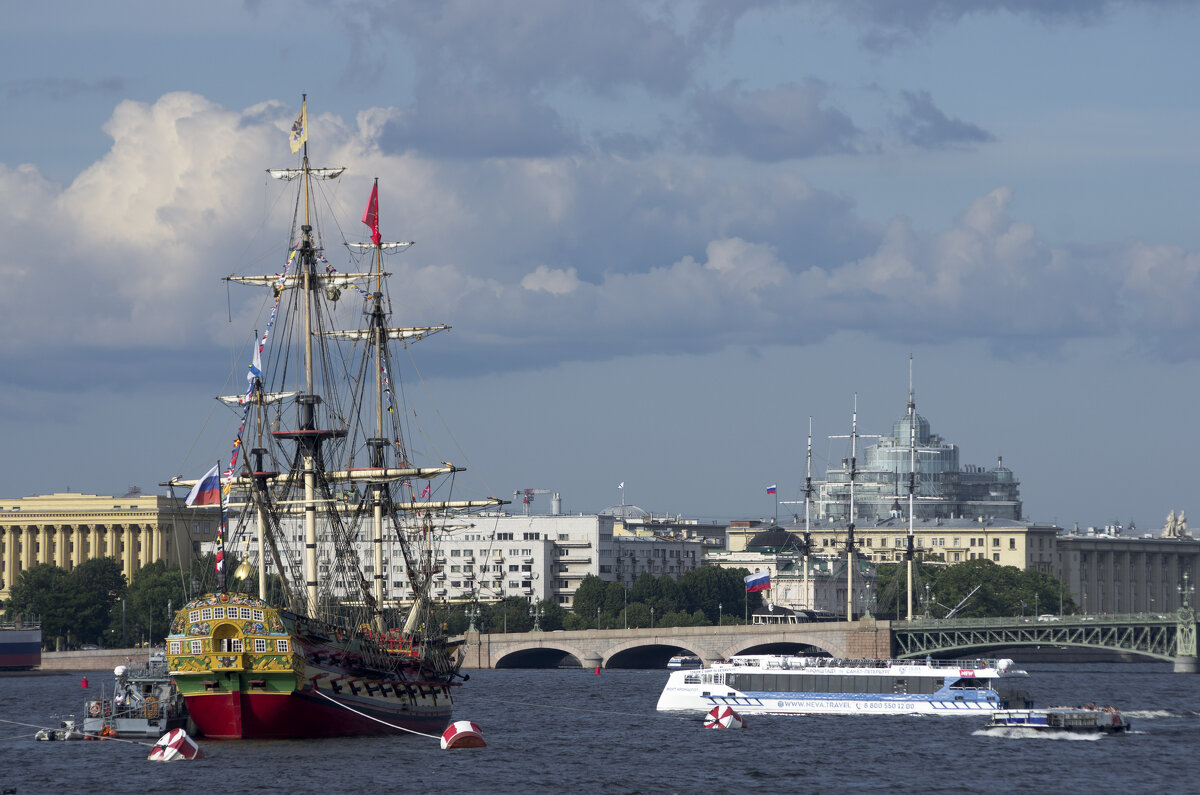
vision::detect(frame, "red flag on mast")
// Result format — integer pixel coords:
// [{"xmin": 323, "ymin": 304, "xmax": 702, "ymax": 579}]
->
[{"xmin": 362, "ymin": 181, "xmax": 382, "ymax": 246}]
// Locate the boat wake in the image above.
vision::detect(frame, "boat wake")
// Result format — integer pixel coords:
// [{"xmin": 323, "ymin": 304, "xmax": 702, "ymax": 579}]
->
[
  {"xmin": 972, "ymin": 727, "xmax": 1103, "ymax": 741},
  {"xmin": 1121, "ymin": 709, "xmax": 1198, "ymax": 720}
]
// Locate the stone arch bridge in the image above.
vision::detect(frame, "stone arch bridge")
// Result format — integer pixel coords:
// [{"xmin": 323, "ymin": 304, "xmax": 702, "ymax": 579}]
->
[
  {"xmin": 456, "ymin": 611, "xmax": 1198, "ymax": 671},
  {"xmin": 457, "ymin": 620, "xmax": 891, "ymax": 669}
]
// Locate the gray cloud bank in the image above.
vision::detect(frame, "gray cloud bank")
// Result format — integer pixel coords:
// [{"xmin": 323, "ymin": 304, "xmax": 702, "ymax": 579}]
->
[{"xmin": 0, "ymin": 93, "xmax": 1197, "ymax": 396}]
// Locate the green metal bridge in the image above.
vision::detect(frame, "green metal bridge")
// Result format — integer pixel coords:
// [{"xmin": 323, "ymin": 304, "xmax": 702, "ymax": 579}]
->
[{"xmin": 892, "ymin": 604, "xmax": 1197, "ymax": 668}]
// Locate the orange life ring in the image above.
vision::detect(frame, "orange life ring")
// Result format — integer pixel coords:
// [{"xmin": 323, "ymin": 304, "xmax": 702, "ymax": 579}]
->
[
  {"xmin": 144, "ymin": 696, "xmax": 159, "ymax": 719},
  {"xmin": 88, "ymin": 702, "xmax": 101, "ymax": 716}
]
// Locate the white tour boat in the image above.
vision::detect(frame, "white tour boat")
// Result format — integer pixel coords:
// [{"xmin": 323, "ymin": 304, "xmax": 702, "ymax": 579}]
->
[{"xmin": 656, "ymin": 654, "xmax": 1030, "ymax": 716}]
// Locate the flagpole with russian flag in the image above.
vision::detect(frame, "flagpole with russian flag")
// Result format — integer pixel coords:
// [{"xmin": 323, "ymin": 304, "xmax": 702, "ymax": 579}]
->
[
  {"xmin": 744, "ymin": 569, "xmax": 770, "ymax": 622},
  {"xmin": 185, "ymin": 463, "xmax": 227, "ymax": 592},
  {"xmin": 766, "ymin": 483, "xmax": 778, "ymax": 524}
]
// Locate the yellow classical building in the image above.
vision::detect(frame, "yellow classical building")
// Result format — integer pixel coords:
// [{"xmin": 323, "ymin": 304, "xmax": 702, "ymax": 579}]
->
[
  {"xmin": 726, "ymin": 518, "xmax": 1061, "ymax": 574},
  {"xmin": 0, "ymin": 492, "xmax": 218, "ymax": 599}
]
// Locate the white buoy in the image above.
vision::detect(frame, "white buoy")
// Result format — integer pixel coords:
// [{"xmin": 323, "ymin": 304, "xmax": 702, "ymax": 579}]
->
[
  {"xmin": 148, "ymin": 728, "xmax": 204, "ymax": 761},
  {"xmin": 440, "ymin": 720, "xmax": 486, "ymax": 749},
  {"xmin": 704, "ymin": 706, "xmax": 746, "ymax": 729}
]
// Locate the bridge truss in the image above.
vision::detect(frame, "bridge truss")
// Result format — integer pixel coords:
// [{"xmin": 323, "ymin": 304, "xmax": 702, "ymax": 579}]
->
[{"xmin": 892, "ymin": 614, "xmax": 1188, "ymax": 661}]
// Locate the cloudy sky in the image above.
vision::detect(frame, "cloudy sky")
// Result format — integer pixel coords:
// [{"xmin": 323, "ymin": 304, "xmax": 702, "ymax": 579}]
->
[{"xmin": 2, "ymin": 0, "xmax": 1198, "ymax": 530}]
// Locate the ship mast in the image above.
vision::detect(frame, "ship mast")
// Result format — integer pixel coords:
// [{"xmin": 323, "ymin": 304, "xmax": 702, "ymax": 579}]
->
[
  {"xmin": 906, "ymin": 355, "xmax": 916, "ymax": 621},
  {"xmin": 847, "ymin": 396, "xmax": 858, "ymax": 622},
  {"xmin": 299, "ymin": 142, "xmax": 322, "ymax": 617},
  {"xmin": 803, "ymin": 417, "xmax": 812, "ymax": 613},
  {"xmin": 211, "ymin": 99, "xmax": 508, "ymax": 622}
]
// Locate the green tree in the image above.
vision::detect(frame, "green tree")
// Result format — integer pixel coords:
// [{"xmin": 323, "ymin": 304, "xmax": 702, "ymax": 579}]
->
[
  {"xmin": 4, "ymin": 563, "xmax": 80, "ymax": 646},
  {"xmin": 71, "ymin": 557, "xmax": 127, "ymax": 643},
  {"xmin": 922, "ymin": 559, "xmax": 1076, "ymax": 618},
  {"xmin": 571, "ymin": 574, "xmax": 607, "ymax": 621},
  {"xmin": 603, "ymin": 581, "xmax": 627, "ymax": 616},
  {"xmin": 655, "ymin": 575, "xmax": 682, "ymax": 614},
  {"xmin": 484, "ymin": 596, "xmax": 534, "ymax": 633},
  {"xmin": 562, "ymin": 612, "xmax": 589, "ymax": 631},
  {"xmin": 659, "ymin": 608, "xmax": 711, "ymax": 628},
  {"xmin": 630, "ymin": 572, "xmax": 659, "ymax": 605},
  {"xmin": 116, "ymin": 562, "xmax": 190, "ymax": 646},
  {"xmin": 678, "ymin": 566, "xmax": 748, "ymax": 622},
  {"xmin": 624, "ymin": 602, "xmax": 651, "ymax": 628}
]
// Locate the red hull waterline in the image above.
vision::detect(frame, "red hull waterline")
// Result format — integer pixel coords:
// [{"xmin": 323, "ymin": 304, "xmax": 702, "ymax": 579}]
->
[{"xmin": 185, "ymin": 689, "xmax": 452, "ymax": 740}]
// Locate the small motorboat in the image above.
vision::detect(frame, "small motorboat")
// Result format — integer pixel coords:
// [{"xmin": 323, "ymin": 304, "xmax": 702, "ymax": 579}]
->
[
  {"xmin": 987, "ymin": 704, "xmax": 1129, "ymax": 733},
  {"xmin": 35, "ymin": 717, "xmax": 84, "ymax": 741},
  {"xmin": 666, "ymin": 655, "xmax": 703, "ymax": 670}
]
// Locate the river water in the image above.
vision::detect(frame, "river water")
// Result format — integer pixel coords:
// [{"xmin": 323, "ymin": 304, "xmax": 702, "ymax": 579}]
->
[{"xmin": 1, "ymin": 662, "xmax": 1196, "ymax": 793}]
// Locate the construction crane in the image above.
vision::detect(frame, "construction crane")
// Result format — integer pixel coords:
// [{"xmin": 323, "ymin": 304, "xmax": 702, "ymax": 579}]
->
[{"xmin": 514, "ymin": 488, "xmax": 552, "ymax": 515}]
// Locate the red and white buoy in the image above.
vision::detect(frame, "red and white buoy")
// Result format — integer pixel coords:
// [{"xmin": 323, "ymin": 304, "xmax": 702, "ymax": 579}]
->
[
  {"xmin": 148, "ymin": 729, "xmax": 204, "ymax": 761},
  {"xmin": 440, "ymin": 720, "xmax": 486, "ymax": 749},
  {"xmin": 704, "ymin": 706, "xmax": 746, "ymax": 729}
]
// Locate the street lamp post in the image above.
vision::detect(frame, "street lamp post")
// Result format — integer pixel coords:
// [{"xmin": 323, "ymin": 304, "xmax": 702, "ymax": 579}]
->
[
  {"xmin": 623, "ymin": 587, "xmax": 628, "ymax": 630},
  {"xmin": 121, "ymin": 598, "xmax": 127, "ymax": 648},
  {"xmin": 718, "ymin": 602, "xmax": 723, "ymax": 626},
  {"xmin": 650, "ymin": 607, "xmax": 655, "ymax": 629},
  {"xmin": 596, "ymin": 607, "xmax": 601, "ymax": 631}
]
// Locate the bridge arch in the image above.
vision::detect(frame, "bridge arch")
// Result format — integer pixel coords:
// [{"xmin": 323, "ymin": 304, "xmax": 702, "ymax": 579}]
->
[
  {"xmin": 493, "ymin": 641, "xmax": 589, "ymax": 669},
  {"xmin": 602, "ymin": 639, "xmax": 712, "ymax": 668},
  {"xmin": 717, "ymin": 632, "xmax": 838, "ymax": 660}
]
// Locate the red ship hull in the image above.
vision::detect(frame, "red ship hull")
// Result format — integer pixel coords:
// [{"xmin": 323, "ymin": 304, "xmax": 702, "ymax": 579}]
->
[{"xmin": 184, "ymin": 687, "xmax": 452, "ymax": 740}]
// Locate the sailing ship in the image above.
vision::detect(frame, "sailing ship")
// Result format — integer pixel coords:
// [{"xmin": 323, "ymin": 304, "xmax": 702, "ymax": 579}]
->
[{"xmin": 164, "ymin": 97, "xmax": 504, "ymax": 739}]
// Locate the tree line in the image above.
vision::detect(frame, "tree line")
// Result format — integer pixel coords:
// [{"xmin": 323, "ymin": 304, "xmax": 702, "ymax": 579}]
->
[
  {"xmin": 438, "ymin": 567, "xmax": 764, "ymax": 634},
  {"xmin": 4, "ymin": 555, "xmax": 1082, "ymax": 648},
  {"xmin": 873, "ymin": 558, "xmax": 1077, "ymax": 619},
  {"xmin": 2, "ymin": 558, "xmax": 194, "ymax": 649}
]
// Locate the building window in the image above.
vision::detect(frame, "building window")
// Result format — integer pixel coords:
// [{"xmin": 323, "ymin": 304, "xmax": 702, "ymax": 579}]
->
[
  {"xmin": 240, "ymin": 608, "xmax": 252, "ymax": 620},
  {"xmin": 276, "ymin": 639, "xmax": 290, "ymax": 653},
  {"xmin": 992, "ymin": 538, "xmax": 1000, "ymax": 547},
  {"xmin": 213, "ymin": 607, "xmax": 225, "ymax": 619},
  {"xmin": 190, "ymin": 640, "xmax": 203, "ymax": 655},
  {"xmin": 168, "ymin": 640, "xmax": 181, "ymax": 655},
  {"xmin": 993, "ymin": 553, "xmax": 1000, "ymax": 562},
  {"xmin": 200, "ymin": 608, "xmax": 213, "ymax": 621},
  {"xmin": 254, "ymin": 638, "xmax": 268, "ymax": 653},
  {"xmin": 1009, "ymin": 538, "xmax": 1016, "ymax": 550}
]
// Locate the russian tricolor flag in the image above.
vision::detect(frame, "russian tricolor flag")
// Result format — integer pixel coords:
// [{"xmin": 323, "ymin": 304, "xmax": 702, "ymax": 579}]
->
[
  {"xmin": 766, "ymin": 484, "xmax": 777, "ymax": 494},
  {"xmin": 744, "ymin": 570, "xmax": 770, "ymax": 593},
  {"xmin": 185, "ymin": 464, "xmax": 222, "ymax": 507}
]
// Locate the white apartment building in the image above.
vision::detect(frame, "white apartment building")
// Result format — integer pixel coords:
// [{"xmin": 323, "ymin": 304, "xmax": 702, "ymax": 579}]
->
[{"xmin": 230, "ymin": 510, "xmax": 707, "ymax": 610}]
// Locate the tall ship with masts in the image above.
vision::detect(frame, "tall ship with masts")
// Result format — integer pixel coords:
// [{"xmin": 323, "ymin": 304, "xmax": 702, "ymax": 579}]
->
[{"xmin": 164, "ymin": 98, "xmax": 504, "ymax": 739}]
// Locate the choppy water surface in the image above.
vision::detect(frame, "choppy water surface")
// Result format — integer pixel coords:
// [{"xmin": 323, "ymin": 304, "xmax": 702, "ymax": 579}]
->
[{"xmin": 1, "ymin": 662, "xmax": 1196, "ymax": 793}]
